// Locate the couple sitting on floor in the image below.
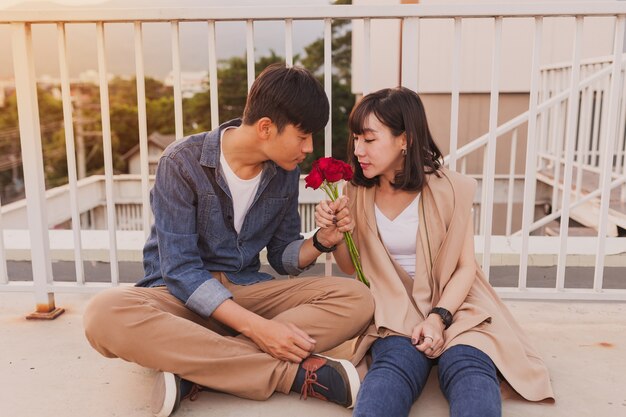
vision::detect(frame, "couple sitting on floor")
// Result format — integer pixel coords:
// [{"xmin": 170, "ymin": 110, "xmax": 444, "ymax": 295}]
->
[{"xmin": 84, "ymin": 64, "xmax": 554, "ymax": 417}]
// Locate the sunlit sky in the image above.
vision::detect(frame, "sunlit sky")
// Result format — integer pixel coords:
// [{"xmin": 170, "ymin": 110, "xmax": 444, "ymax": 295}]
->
[
  {"xmin": 0, "ymin": 0, "xmax": 332, "ymax": 9},
  {"xmin": 0, "ymin": 0, "xmax": 335, "ymax": 79},
  {"xmin": 1, "ymin": 0, "xmax": 108, "ymax": 7}
]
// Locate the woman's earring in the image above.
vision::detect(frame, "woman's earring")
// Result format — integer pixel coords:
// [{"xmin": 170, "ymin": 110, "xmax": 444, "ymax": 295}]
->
[{"xmin": 402, "ymin": 148, "xmax": 407, "ymax": 156}]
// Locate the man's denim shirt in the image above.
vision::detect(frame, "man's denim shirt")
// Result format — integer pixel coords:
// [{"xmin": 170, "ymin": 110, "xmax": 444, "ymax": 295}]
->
[{"xmin": 136, "ymin": 119, "xmax": 313, "ymax": 318}]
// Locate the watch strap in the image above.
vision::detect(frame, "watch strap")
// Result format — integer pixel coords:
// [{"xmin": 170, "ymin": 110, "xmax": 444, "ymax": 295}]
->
[
  {"xmin": 312, "ymin": 229, "xmax": 337, "ymax": 253},
  {"xmin": 429, "ymin": 307, "xmax": 453, "ymax": 329}
]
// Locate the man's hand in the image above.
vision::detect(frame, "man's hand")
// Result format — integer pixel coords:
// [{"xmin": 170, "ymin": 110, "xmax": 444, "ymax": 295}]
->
[
  {"xmin": 247, "ymin": 319, "xmax": 316, "ymax": 363},
  {"xmin": 211, "ymin": 299, "xmax": 316, "ymax": 363}
]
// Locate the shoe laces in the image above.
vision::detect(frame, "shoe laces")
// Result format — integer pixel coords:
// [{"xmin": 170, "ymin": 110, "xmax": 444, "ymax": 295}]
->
[
  {"xmin": 299, "ymin": 367, "xmax": 329, "ymax": 402},
  {"xmin": 184, "ymin": 384, "xmax": 203, "ymax": 402}
]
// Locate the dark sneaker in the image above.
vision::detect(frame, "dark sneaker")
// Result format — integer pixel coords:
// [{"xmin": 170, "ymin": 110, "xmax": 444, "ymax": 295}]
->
[
  {"xmin": 150, "ymin": 371, "xmax": 202, "ymax": 417},
  {"xmin": 291, "ymin": 354, "xmax": 360, "ymax": 409}
]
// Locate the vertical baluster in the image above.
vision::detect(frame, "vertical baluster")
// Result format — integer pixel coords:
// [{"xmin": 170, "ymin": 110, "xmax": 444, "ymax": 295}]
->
[
  {"xmin": 400, "ymin": 17, "xmax": 419, "ymax": 92},
  {"xmin": 551, "ymin": 68, "xmax": 566, "ymax": 212},
  {"xmin": 615, "ymin": 63, "xmax": 626, "ymax": 186},
  {"xmin": 555, "ymin": 16, "xmax": 584, "ymax": 292},
  {"xmin": 96, "ymin": 21, "xmax": 119, "ymax": 286},
  {"xmin": 207, "ymin": 20, "xmax": 219, "ymax": 130},
  {"xmin": 324, "ymin": 18, "xmax": 333, "ymax": 277},
  {"xmin": 448, "ymin": 17, "xmax": 462, "ymax": 171},
  {"xmin": 246, "ymin": 20, "xmax": 255, "ymax": 92},
  {"xmin": 518, "ymin": 16, "xmax": 543, "ymax": 290},
  {"xmin": 589, "ymin": 66, "xmax": 604, "ymax": 167},
  {"xmin": 57, "ymin": 23, "xmax": 85, "ymax": 284},
  {"xmin": 506, "ymin": 129, "xmax": 518, "ymax": 236},
  {"xmin": 576, "ymin": 84, "xmax": 593, "ymax": 199},
  {"xmin": 593, "ymin": 16, "xmax": 625, "ymax": 292},
  {"xmin": 479, "ymin": 17, "xmax": 502, "ymax": 277},
  {"xmin": 171, "ymin": 22, "xmax": 183, "ymax": 140},
  {"xmin": 134, "ymin": 22, "xmax": 151, "ymax": 239},
  {"xmin": 0, "ymin": 195, "xmax": 6, "ymax": 285},
  {"xmin": 12, "ymin": 22, "xmax": 61, "ymax": 315},
  {"xmin": 363, "ymin": 18, "xmax": 371, "ymax": 95},
  {"xmin": 285, "ymin": 19, "xmax": 293, "ymax": 67}
]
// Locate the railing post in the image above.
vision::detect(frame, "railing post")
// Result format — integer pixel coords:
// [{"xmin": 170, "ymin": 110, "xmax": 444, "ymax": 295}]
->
[
  {"xmin": 324, "ymin": 18, "xmax": 333, "ymax": 277},
  {"xmin": 479, "ymin": 16, "xmax": 502, "ymax": 276},
  {"xmin": 555, "ymin": 16, "xmax": 584, "ymax": 291},
  {"xmin": 0, "ymin": 195, "xmax": 7, "ymax": 285},
  {"xmin": 593, "ymin": 16, "xmax": 626, "ymax": 292},
  {"xmin": 11, "ymin": 22, "xmax": 64, "ymax": 319},
  {"xmin": 246, "ymin": 20, "xmax": 255, "ymax": 92},
  {"xmin": 400, "ymin": 17, "xmax": 419, "ymax": 92},
  {"xmin": 133, "ymin": 22, "xmax": 152, "ymax": 240}
]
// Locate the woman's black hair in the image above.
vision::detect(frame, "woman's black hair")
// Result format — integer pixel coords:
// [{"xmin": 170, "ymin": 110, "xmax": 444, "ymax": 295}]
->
[{"xmin": 347, "ymin": 87, "xmax": 442, "ymax": 191}]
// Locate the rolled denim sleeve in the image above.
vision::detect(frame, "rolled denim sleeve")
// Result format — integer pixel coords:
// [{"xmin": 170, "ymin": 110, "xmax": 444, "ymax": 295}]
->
[
  {"xmin": 281, "ymin": 238, "xmax": 314, "ymax": 276},
  {"xmin": 185, "ymin": 279, "xmax": 232, "ymax": 317},
  {"xmin": 153, "ymin": 155, "xmax": 232, "ymax": 318}
]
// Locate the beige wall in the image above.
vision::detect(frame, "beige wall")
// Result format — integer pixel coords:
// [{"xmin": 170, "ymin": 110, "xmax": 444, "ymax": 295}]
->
[
  {"xmin": 353, "ymin": 0, "xmax": 616, "ymax": 94},
  {"xmin": 422, "ymin": 92, "xmax": 556, "ymax": 235},
  {"xmin": 420, "ymin": 92, "xmax": 531, "ymax": 176}
]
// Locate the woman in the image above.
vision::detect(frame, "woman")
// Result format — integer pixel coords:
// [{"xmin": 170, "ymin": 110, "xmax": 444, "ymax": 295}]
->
[{"xmin": 314, "ymin": 87, "xmax": 554, "ymax": 417}]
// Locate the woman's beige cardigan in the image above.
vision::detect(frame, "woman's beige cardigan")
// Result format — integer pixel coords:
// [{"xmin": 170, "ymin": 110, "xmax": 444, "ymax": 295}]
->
[{"xmin": 340, "ymin": 167, "xmax": 554, "ymax": 402}]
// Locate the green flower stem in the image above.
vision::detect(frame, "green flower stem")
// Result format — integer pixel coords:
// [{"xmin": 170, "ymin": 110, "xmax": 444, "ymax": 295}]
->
[{"xmin": 319, "ymin": 181, "xmax": 370, "ymax": 287}]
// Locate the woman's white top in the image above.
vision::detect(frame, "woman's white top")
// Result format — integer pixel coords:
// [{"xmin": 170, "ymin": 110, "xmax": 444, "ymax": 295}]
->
[
  {"xmin": 220, "ymin": 127, "xmax": 262, "ymax": 234},
  {"xmin": 374, "ymin": 194, "xmax": 420, "ymax": 278}
]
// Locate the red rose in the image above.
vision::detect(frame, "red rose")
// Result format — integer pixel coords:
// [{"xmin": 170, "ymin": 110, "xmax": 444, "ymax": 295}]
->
[
  {"xmin": 317, "ymin": 157, "xmax": 345, "ymax": 182},
  {"xmin": 304, "ymin": 166, "xmax": 324, "ymax": 189},
  {"xmin": 341, "ymin": 162, "xmax": 353, "ymax": 181},
  {"xmin": 304, "ymin": 156, "xmax": 368, "ymax": 287}
]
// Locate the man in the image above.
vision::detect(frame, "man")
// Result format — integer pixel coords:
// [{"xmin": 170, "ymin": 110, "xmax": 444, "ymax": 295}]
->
[{"xmin": 84, "ymin": 64, "xmax": 374, "ymax": 417}]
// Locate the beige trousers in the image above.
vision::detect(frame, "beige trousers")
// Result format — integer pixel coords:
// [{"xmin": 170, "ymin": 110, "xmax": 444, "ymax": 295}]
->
[{"xmin": 83, "ymin": 274, "xmax": 374, "ymax": 400}]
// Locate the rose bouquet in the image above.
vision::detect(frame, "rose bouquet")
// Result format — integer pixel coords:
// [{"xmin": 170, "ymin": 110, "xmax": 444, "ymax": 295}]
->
[{"xmin": 305, "ymin": 157, "xmax": 369, "ymax": 287}]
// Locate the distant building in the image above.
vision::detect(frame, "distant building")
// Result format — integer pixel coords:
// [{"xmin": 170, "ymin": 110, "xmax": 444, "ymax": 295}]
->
[
  {"xmin": 164, "ymin": 71, "xmax": 208, "ymax": 98},
  {"xmin": 78, "ymin": 69, "xmax": 115, "ymax": 85},
  {"xmin": 122, "ymin": 132, "xmax": 176, "ymax": 175}
]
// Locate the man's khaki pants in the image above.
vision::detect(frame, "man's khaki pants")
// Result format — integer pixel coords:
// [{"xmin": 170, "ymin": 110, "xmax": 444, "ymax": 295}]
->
[{"xmin": 83, "ymin": 274, "xmax": 374, "ymax": 400}]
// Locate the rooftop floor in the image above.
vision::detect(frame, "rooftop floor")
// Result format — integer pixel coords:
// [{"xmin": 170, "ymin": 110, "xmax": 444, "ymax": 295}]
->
[{"xmin": 2, "ymin": 291, "xmax": 626, "ymax": 417}]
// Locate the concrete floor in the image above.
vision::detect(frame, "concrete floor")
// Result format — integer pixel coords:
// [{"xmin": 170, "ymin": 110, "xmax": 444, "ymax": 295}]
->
[{"xmin": 2, "ymin": 291, "xmax": 626, "ymax": 417}]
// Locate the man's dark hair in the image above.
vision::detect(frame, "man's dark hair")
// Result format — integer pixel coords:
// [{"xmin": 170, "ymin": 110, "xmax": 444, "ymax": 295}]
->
[
  {"xmin": 347, "ymin": 87, "xmax": 442, "ymax": 191},
  {"xmin": 243, "ymin": 63, "xmax": 329, "ymax": 134}
]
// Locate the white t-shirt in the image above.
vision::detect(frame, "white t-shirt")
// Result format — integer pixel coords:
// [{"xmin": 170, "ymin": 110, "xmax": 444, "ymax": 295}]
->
[
  {"xmin": 374, "ymin": 194, "xmax": 420, "ymax": 278},
  {"xmin": 220, "ymin": 128, "xmax": 262, "ymax": 234}
]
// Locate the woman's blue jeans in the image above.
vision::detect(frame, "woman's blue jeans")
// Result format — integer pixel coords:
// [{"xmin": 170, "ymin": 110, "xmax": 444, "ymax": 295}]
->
[{"xmin": 353, "ymin": 336, "xmax": 501, "ymax": 417}]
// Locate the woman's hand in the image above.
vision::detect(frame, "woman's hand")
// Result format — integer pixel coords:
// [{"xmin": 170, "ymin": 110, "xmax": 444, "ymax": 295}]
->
[
  {"xmin": 314, "ymin": 196, "xmax": 354, "ymax": 246},
  {"xmin": 411, "ymin": 314, "xmax": 445, "ymax": 358}
]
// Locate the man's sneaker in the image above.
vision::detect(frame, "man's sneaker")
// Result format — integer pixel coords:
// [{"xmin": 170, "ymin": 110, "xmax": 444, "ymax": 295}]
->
[
  {"xmin": 291, "ymin": 354, "xmax": 360, "ymax": 409},
  {"xmin": 150, "ymin": 371, "xmax": 202, "ymax": 417}
]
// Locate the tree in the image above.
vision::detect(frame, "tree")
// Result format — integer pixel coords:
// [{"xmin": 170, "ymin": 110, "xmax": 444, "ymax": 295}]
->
[
  {"xmin": 184, "ymin": 50, "xmax": 285, "ymax": 133},
  {"xmin": 295, "ymin": 0, "xmax": 354, "ymax": 173},
  {"xmin": 0, "ymin": 88, "xmax": 65, "ymax": 191},
  {"xmin": 1, "ymin": 0, "xmax": 356, "ymax": 195}
]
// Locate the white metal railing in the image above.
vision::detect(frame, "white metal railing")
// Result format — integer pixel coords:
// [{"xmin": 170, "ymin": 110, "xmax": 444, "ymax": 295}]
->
[
  {"xmin": 538, "ymin": 56, "xmax": 626, "ymax": 202},
  {"xmin": 0, "ymin": 175, "xmax": 322, "ymax": 233},
  {"xmin": 2, "ymin": 3, "xmax": 626, "ymax": 310}
]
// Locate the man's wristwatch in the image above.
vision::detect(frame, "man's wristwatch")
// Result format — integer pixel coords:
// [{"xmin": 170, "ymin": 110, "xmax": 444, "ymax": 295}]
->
[
  {"xmin": 429, "ymin": 307, "xmax": 453, "ymax": 329},
  {"xmin": 312, "ymin": 229, "xmax": 337, "ymax": 253}
]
